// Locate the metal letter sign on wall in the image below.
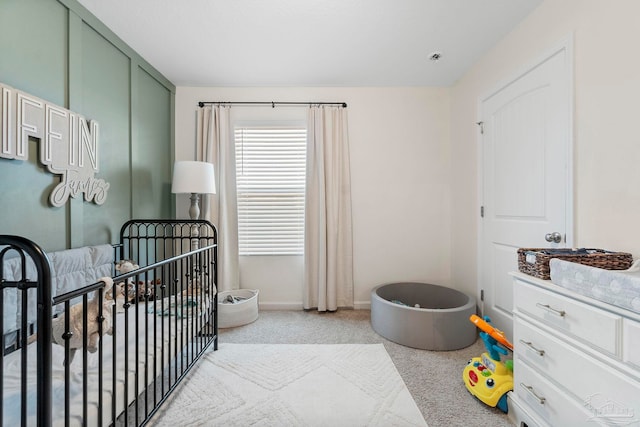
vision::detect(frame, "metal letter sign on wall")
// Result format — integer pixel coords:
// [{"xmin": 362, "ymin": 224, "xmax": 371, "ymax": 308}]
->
[{"xmin": 0, "ymin": 82, "xmax": 110, "ymax": 207}]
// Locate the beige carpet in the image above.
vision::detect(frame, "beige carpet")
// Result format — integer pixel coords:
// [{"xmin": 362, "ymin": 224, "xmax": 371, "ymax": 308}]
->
[{"xmin": 150, "ymin": 343, "xmax": 427, "ymax": 426}]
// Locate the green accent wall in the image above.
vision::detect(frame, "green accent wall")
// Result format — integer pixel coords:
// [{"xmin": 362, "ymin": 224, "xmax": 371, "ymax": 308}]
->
[{"xmin": 0, "ymin": 0, "xmax": 175, "ymax": 251}]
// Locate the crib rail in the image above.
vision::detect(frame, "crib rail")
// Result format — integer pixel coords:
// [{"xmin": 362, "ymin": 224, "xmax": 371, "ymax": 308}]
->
[
  {"xmin": 119, "ymin": 219, "xmax": 218, "ymax": 425},
  {"xmin": 0, "ymin": 220, "xmax": 218, "ymax": 427},
  {"xmin": 119, "ymin": 219, "xmax": 218, "ymax": 349},
  {"xmin": 52, "ymin": 244, "xmax": 216, "ymax": 426},
  {"xmin": 119, "ymin": 219, "xmax": 217, "ymax": 268},
  {"xmin": 0, "ymin": 235, "xmax": 53, "ymax": 427}
]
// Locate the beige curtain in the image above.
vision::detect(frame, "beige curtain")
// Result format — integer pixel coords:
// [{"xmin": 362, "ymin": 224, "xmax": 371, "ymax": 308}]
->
[
  {"xmin": 304, "ymin": 106, "xmax": 353, "ymax": 311},
  {"xmin": 196, "ymin": 105, "xmax": 240, "ymax": 291}
]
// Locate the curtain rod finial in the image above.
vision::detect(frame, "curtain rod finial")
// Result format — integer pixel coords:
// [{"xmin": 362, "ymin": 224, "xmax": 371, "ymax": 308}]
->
[{"xmin": 198, "ymin": 102, "xmax": 204, "ymax": 108}]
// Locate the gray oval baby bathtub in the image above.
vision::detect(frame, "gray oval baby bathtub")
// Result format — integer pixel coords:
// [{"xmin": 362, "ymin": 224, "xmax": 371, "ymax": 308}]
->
[{"xmin": 371, "ymin": 282, "xmax": 476, "ymax": 350}]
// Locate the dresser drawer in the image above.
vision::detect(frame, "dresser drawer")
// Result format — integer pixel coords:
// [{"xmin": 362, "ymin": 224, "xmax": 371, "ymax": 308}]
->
[
  {"xmin": 508, "ymin": 393, "xmax": 548, "ymax": 427},
  {"xmin": 514, "ymin": 358, "xmax": 595, "ymax": 426},
  {"xmin": 514, "ymin": 279, "xmax": 622, "ymax": 355},
  {"xmin": 515, "ymin": 316, "xmax": 640, "ymax": 410}
]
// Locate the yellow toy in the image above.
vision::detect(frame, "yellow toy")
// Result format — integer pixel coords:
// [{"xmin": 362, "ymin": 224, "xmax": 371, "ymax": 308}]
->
[{"xmin": 462, "ymin": 315, "xmax": 513, "ymax": 413}]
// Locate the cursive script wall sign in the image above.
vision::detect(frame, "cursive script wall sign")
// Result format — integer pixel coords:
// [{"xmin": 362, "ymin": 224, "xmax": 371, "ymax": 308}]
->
[{"xmin": 0, "ymin": 82, "xmax": 110, "ymax": 207}]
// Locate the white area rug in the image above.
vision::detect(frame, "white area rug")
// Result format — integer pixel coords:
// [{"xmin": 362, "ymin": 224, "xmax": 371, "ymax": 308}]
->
[{"xmin": 150, "ymin": 343, "xmax": 427, "ymax": 426}]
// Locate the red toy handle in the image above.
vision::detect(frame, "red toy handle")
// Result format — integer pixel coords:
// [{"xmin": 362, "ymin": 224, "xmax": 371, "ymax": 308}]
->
[{"xmin": 470, "ymin": 314, "xmax": 514, "ymax": 351}]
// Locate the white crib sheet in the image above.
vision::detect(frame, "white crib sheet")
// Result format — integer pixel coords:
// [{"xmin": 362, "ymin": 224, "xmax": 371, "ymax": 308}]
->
[
  {"xmin": 2, "ymin": 295, "xmax": 211, "ymax": 426},
  {"xmin": 550, "ymin": 258, "xmax": 640, "ymax": 314}
]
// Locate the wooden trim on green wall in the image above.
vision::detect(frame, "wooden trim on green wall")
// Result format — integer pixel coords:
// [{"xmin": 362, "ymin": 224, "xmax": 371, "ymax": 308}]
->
[
  {"xmin": 67, "ymin": 7, "xmax": 84, "ymax": 248},
  {"xmin": 129, "ymin": 59, "xmax": 139, "ymax": 218},
  {"xmin": 1, "ymin": 0, "xmax": 176, "ymax": 248},
  {"xmin": 169, "ymin": 89, "xmax": 176, "ymax": 219},
  {"xmin": 57, "ymin": 0, "xmax": 176, "ymax": 93}
]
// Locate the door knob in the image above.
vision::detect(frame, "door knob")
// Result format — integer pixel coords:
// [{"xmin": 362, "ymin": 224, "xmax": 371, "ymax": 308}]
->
[{"xmin": 545, "ymin": 232, "xmax": 562, "ymax": 243}]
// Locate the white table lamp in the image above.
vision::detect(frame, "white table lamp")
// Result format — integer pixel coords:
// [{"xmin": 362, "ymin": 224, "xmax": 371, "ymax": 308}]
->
[{"xmin": 171, "ymin": 160, "xmax": 216, "ymax": 220}]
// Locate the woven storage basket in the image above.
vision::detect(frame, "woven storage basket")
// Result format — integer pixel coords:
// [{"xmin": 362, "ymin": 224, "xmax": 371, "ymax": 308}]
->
[{"xmin": 517, "ymin": 248, "xmax": 633, "ymax": 280}]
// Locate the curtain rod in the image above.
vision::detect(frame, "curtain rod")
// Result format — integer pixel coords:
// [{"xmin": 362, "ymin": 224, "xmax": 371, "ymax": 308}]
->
[{"xmin": 198, "ymin": 101, "xmax": 347, "ymax": 108}]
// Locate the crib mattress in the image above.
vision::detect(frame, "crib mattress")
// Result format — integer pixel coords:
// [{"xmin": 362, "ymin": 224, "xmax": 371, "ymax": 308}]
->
[
  {"xmin": 549, "ymin": 258, "xmax": 640, "ymax": 314},
  {"xmin": 2, "ymin": 295, "xmax": 211, "ymax": 426}
]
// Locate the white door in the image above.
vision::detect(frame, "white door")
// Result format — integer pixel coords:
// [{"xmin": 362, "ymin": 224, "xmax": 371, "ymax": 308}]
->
[{"xmin": 479, "ymin": 41, "xmax": 573, "ymax": 340}]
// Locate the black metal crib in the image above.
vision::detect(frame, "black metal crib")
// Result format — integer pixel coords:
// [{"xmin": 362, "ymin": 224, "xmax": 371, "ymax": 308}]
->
[{"xmin": 0, "ymin": 219, "xmax": 218, "ymax": 426}]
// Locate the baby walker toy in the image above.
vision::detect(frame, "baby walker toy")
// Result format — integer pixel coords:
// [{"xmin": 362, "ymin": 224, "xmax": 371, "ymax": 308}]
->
[{"xmin": 462, "ymin": 314, "xmax": 514, "ymax": 413}]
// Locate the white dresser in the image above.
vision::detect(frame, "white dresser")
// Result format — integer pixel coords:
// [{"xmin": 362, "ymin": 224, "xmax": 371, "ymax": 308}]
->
[{"xmin": 508, "ymin": 272, "xmax": 640, "ymax": 427}]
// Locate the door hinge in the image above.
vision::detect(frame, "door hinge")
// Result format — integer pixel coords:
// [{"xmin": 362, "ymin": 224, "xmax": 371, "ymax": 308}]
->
[
  {"xmin": 476, "ymin": 121, "xmax": 484, "ymax": 134},
  {"xmin": 480, "ymin": 289, "xmax": 484, "ymax": 302},
  {"xmin": 480, "ymin": 206, "xmax": 484, "ymax": 218}
]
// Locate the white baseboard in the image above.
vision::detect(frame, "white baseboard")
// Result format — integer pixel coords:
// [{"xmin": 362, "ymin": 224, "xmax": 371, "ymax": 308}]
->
[
  {"xmin": 354, "ymin": 301, "xmax": 371, "ymax": 310},
  {"xmin": 259, "ymin": 302, "xmax": 304, "ymax": 311},
  {"xmin": 258, "ymin": 301, "xmax": 371, "ymax": 311}
]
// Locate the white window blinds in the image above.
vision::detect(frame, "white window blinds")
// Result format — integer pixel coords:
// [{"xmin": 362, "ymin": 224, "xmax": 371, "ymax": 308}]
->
[{"xmin": 235, "ymin": 126, "xmax": 306, "ymax": 255}]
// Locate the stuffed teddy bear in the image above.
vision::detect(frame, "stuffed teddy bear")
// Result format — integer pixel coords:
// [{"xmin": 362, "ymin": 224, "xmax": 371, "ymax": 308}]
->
[
  {"xmin": 115, "ymin": 259, "xmax": 162, "ymax": 302},
  {"xmin": 51, "ymin": 276, "xmax": 118, "ymax": 364},
  {"xmin": 136, "ymin": 278, "xmax": 161, "ymax": 300},
  {"xmin": 115, "ymin": 259, "xmax": 139, "ymax": 279},
  {"xmin": 115, "ymin": 259, "xmax": 140, "ymax": 306}
]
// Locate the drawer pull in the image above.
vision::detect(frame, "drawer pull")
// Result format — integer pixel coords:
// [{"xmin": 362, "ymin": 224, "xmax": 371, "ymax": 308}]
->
[
  {"xmin": 521, "ymin": 382, "xmax": 546, "ymax": 405},
  {"xmin": 519, "ymin": 340, "xmax": 545, "ymax": 356},
  {"xmin": 535, "ymin": 303, "xmax": 566, "ymax": 317}
]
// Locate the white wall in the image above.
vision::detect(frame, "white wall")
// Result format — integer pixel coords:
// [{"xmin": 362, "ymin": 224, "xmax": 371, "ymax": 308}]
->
[
  {"xmin": 175, "ymin": 87, "xmax": 451, "ymax": 308},
  {"xmin": 450, "ymin": 0, "xmax": 640, "ymax": 298}
]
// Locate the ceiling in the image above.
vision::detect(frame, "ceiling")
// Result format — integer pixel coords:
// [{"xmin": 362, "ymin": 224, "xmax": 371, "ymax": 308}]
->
[{"xmin": 76, "ymin": 0, "xmax": 542, "ymax": 88}]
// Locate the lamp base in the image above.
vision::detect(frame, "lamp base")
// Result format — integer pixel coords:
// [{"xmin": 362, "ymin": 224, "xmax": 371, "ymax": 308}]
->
[
  {"xmin": 189, "ymin": 193, "xmax": 201, "ymax": 220},
  {"xmin": 189, "ymin": 193, "xmax": 200, "ymax": 250}
]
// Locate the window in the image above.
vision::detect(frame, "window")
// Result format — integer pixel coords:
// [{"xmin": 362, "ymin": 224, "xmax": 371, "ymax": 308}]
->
[{"xmin": 235, "ymin": 126, "xmax": 306, "ymax": 255}]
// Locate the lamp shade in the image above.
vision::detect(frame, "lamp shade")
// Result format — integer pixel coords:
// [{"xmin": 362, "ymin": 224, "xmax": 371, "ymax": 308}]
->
[{"xmin": 171, "ymin": 161, "xmax": 216, "ymax": 194}]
